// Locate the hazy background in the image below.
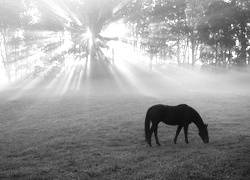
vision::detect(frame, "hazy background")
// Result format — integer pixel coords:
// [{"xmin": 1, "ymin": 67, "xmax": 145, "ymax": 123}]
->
[{"xmin": 0, "ymin": 0, "xmax": 250, "ymax": 98}]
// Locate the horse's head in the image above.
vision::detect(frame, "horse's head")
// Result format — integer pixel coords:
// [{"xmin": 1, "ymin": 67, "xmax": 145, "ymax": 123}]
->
[{"xmin": 199, "ymin": 124, "xmax": 209, "ymax": 143}]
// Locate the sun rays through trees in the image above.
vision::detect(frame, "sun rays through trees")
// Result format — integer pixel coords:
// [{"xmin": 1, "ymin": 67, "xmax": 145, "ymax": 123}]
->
[{"xmin": 0, "ymin": 0, "xmax": 250, "ymax": 94}]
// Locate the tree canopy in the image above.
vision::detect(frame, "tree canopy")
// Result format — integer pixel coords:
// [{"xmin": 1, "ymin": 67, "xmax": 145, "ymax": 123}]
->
[{"xmin": 0, "ymin": 0, "xmax": 250, "ymax": 81}]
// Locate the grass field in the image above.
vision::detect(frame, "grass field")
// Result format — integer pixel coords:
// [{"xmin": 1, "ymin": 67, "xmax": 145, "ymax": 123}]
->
[{"xmin": 0, "ymin": 69, "xmax": 250, "ymax": 179}]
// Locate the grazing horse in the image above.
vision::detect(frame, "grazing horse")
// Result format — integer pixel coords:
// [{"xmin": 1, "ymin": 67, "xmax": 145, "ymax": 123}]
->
[{"xmin": 145, "ymin": 104, "xmax": 209, "ymax": 146}]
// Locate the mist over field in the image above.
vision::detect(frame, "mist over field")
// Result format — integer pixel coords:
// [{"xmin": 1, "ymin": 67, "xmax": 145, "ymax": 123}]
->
[
  {"xmin": 1, "ymin": 62, "xmax": 250, "ymax": 99},
  {"xmin": 1, "ymin": 66, "xmax": 250, "ymax": 179}
]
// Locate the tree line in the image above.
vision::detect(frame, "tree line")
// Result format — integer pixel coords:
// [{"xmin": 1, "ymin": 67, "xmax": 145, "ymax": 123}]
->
[
  {"xmin": 122, "ymin": 0, "xmax": 250, "ymax": 69},
  {"xmin": 0, "ymin": 0, "xmax": 250, "ymax": 81}
]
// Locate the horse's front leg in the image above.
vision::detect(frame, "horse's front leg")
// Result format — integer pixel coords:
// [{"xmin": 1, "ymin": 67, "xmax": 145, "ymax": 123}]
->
[
  {"xmin": 153, "ymin": 123, "xmax": 161, "ymax": 146},
  {"xmin": 174, "ymin": 125, "xmax": 183, "ymax": 144},
  {"xmin": 184, "ymin": 125, "xmax": 189, "ymax": 144}
]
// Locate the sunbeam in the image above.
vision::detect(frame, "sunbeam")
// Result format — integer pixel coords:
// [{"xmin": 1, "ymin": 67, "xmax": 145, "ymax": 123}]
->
[
  {"xmin": 42, "ymin": 0, "xmax": 72, "ymax": 23},
  {"xmin": 0, "ymin": 0, "xmax": 249, "ymax": 100}
]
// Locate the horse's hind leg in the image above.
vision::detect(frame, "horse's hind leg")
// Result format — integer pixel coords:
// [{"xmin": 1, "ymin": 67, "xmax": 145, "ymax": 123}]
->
[
  {"xmin": 174, "ymin": 125, "xmax": 183, "ymax": 144},
  {"xmin": 148, "ymin": 124, "xmax": 154, "ymax": 146},
  {"xmin": 152, "ymin": 123, "xmax": 161, "ymax": 146}
]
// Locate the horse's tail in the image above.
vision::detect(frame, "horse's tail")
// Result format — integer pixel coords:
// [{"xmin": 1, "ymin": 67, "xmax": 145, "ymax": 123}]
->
[{"xmin": 145, "ymin": 107, "xmax": 151, "ymax": 143}]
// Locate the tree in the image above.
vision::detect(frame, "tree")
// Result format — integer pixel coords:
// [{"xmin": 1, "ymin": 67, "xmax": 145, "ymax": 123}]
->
[
  {"xmin": 198, "ymin": 0, "xmax": 250, "ymax": 67},
  {"xmin": 0, "ymin": 0, "xmax": 25, "ymax": 81},
  {"xmin": 199, "ymin": 1, "xmax": 234, "ymax": 65},
  {"xmin": 231, "ymin": 0, "xmax": 250, "ymax": 66}
]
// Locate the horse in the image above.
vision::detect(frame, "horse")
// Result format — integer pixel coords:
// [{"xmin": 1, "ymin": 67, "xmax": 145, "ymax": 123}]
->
[{"xmin": 144, "ymin": 104, "xmax": 209, "ymax": 146}]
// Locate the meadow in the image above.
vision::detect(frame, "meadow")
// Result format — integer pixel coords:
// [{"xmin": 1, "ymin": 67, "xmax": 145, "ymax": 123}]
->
[{"xmin": 0, "ymin": 69, "xmax": 250, "ymax": 180}]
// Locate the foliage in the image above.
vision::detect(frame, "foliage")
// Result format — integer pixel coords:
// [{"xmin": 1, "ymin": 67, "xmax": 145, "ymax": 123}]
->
[
  {"xmin": 198, "ymin": 0, "xmax": 250, "ymax": 67},
  {"xmin": 1, "ymin": 0, "xmax": 250, "ymax": 81}
]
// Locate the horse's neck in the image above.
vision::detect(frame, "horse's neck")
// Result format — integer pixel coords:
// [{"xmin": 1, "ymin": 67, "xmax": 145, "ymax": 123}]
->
[{"xmin": 192, "ymin": 114, "xmax": 204, "ymax": 130}]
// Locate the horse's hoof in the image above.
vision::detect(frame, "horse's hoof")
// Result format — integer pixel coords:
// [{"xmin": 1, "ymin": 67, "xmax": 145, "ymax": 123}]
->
[{"xmin": 157, "ymin": 143, "xmax": 161, "ymax": 146}]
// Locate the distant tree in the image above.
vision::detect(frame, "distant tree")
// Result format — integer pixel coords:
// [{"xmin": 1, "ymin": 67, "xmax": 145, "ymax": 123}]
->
[
  {"xmin": 163, "ymin": 0, "xmax": 187, "ymax": 65},
  {"xmin": 231, "ymin": 0, "xmax": 250, "ymax": 66},
  {"xmin": 198, "ymin": 0, "xmax": 250, "ymax": 67},
  {"xmin": 0, "ymin": 0, "xmax": 25, "ymax": 81},
  {"xmin": 185, "ymin": 0, "xmax": 220, "ymax": 66},
  {"xmin": 199, "ymin": 1, "xmax": 235, "ymax": 65},
  {"xmin": 123, "ymin": 0, "xmax": 188, "ymax": 68}
]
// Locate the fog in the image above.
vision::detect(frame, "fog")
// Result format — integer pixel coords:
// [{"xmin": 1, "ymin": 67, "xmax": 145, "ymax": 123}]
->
[{"xmin": 1, "ymin": 59, "xmax": 250, "ymax": 100}]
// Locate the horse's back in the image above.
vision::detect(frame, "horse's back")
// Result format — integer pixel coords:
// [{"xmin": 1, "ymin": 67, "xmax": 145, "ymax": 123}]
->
[
  {"xmin": 148, "ymin": 104, "xmax": 195, "ymax": 125},
  {"xmin": 148, "ymin": 104, "xmax": 166, "ymax": 118}
]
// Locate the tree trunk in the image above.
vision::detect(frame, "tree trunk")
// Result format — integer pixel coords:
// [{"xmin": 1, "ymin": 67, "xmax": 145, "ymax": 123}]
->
[
  {"xmin": 0, "ymin": 29, "xmax": 11, "ymax": 82},
  {"xmin": 239, "ymin": 21, "xmax": 247, "ymax": 66},
  {"xmin": 215, "ymin": 43, "xmax": 218, "ymax": 64},
  {"xmin": 149, "ymin": 53, "xmax": 153, "ymax": 70},
  {"xmin": 190, "ymin": 32, "xmax": 196, "ymax": 66},
  {"xmin": 177, "ymin": 35, "xmax": 180, "ymax": 65},
  {"xmin": 191, "ymin": 41, "xmax": 195, "ymax": 65}
]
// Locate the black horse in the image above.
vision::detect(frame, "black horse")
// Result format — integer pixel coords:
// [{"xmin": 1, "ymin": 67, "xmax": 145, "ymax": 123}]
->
[{"xmin": 145, "ymin": 104, "xmax": 209, "ymax": 146}]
